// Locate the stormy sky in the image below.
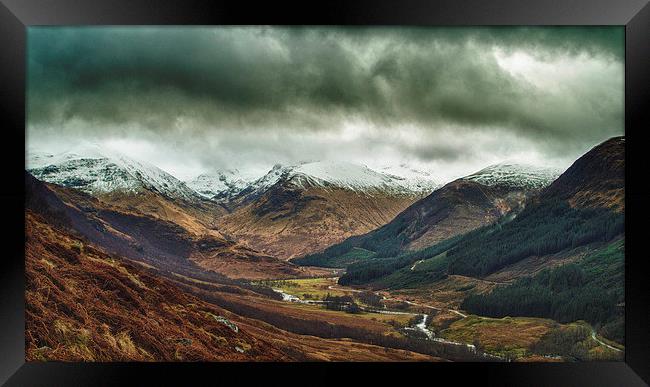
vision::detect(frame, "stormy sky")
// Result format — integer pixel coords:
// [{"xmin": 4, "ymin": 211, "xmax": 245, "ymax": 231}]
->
[{"xmin": 26, "ymin": 27, "xmax": 624, "ymax": 182}]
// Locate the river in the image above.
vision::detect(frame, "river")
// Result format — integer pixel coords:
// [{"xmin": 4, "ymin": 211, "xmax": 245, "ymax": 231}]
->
[{"xmin": 271, "ymin": 288, "xmax": 478, "ymax": 353}]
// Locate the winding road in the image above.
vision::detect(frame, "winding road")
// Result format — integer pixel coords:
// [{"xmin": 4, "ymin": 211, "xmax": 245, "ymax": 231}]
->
[
  {"xmin": 410, "ymin": 259, "xmax": 425, "ymax": 271},
  {"xmin": 325, "ymin": 280, "xmax": 620, "ymax": 354},
  {"xmin": 591, "ymin": 330, "xmax": 623, "ymax": 352}
]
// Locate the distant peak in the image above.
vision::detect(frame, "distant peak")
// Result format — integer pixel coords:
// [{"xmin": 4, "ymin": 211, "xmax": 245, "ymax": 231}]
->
[
  {"xmin": 463, "ymin": 162, "xmax": 562, "ymax": 190},
  {"xmin": 244, "ymin": 160, "xmax": 440, "ymax": 195},
  {"xmin": 27, "ymin": 144, "xmax": 198, "ymax": 200}
]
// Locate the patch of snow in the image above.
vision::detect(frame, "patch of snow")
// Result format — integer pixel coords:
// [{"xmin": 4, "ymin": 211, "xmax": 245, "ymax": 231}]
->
[
  {"xmin": 462, "ymin": 162, "xmax": 562, "ymax": 190},
  {"xmin": 27, "ymin": 143, "xmax": 201, "ymax": 201},
  {"xmin": 245, "ymin": 161, "xmax": 441, "ymax": 197},
  {"xmin": 186, "ymin": 169, "xmax": 257, "ymax": 200},
  {"xmin": 379, "ymin": 164, "xmax": 440, "ymax": 194}
]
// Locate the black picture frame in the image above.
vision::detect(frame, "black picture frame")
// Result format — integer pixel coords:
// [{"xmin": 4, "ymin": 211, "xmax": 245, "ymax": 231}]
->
[{"xmin": 1, "ymin": 1, "xmax": 648, "ymax": 385}]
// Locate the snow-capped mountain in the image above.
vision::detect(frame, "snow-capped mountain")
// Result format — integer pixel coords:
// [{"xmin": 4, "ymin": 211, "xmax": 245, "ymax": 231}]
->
[
  {"xmin": 187, "ymin": 170, "xmax": 257, "ymax": 200},
  {"xmin": 27, "ymin": 144, "xmax": 200, "ymax": 202},
  {"xmin": 462, "ymin": 162, "xmax": 563, "ymax": 191},
  {"xmin": 378, "ymin": 164, "xmax": 440, "ymax": 193},
  {"xmin": 242, "ymin": 161, "xmax": 440, "ymax": 198},
  {"xmin": 294, "ymin": 162, "xmax": 564, "ymax": 261},
  {"xmin": 187, "ymin": 161, "xmax": 441, "ymax": 205},
  {"xmin": 211, "ymin": 161, "xmax": 441, "ymax": 259}
]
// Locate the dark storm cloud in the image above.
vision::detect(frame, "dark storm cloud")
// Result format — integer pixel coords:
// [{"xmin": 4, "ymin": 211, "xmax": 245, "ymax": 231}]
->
[{"xmin": 26, "ymin": 26, "xmax": 624, "ymax": 176}]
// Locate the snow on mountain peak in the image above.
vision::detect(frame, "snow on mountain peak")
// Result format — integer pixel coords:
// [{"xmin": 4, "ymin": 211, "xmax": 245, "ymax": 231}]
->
[
  {"xmin": 27, "ymin": 144, "xmax": 199, "ymax": 201},
  {"xmin": 462, "ymin": 162, "xmax": 562, "ymax": 190},
  {"xmin": 186, "ymin": 169, "xmax": 259, "ymax": 200},
  {"xmin": 248, "ymin": 161, "xmax": 441, "ymax": 196}
]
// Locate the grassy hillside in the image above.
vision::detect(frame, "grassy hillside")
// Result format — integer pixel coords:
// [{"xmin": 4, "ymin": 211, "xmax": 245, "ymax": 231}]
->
[{"xmin": 25, "ymin": 212, "xmax": 290, "ymax": 361}]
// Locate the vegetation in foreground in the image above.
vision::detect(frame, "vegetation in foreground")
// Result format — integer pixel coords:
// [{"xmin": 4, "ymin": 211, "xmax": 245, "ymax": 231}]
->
[{"xmin": 25, "ymin": 212, "xmax": 289, "ymax": 361}]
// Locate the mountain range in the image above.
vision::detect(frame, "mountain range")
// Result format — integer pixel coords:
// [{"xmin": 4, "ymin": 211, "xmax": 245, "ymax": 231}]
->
[
  {"xmin": 25, "ymin": 146, "xmax": 443, "ymax": 276},
  {"xmin": 28, "ymin": 149, "xmax": 443, "ymax": 261},
  {"xmin": 293, "ymin": 162, "xmax": 561, "ymax": 267},
  {"xmin": 27, "ymin": 145, "xmax": 572, "ymax": 266},
  {"xmin": 212, "ymin": 161, "xmax": 441, "ymax": 259},
  {"xmin": 24, "ymin": 136, "xmax": 625, "ymax": 361},
  {"xmin": 325, "ymin": 137, "xmax": 623, "ymax": 284},
  {"xmin": 323, "ymin": 136, "xmax": 624, "ymax": 344}
]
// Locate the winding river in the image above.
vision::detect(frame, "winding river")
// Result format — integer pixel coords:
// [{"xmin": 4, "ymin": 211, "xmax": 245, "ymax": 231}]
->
[{"xmin": 271, "ymin": 288, "xmax": 478, "ymax": 353}]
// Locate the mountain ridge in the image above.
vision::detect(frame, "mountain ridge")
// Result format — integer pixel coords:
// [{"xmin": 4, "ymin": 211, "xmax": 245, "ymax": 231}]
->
[
  {"xmin": 338, "ymin": 136, "xmax": 624, "ymax": 288},
  {"xmin": 190, "ymin": 161, "xmax": 441, "ymax": 206},
  {"xmin": 541, "ymin": 136, "xmax": 624, "ymax": 211},
  {"xmin": 25, "ymin": 171, "xmax": 319, "ymax": 280},
  {"xmin": 29, "ymin": 145, "xmax": 201, "ymax": 202},
  {"xmin": 293, "ymin": 162, "xmax": 559, "ymax": 267}
]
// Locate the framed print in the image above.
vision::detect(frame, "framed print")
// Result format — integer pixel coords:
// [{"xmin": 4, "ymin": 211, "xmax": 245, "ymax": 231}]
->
[{"xmin": 1, "ymin": 0, "xmax": 648, "ymax": 385}]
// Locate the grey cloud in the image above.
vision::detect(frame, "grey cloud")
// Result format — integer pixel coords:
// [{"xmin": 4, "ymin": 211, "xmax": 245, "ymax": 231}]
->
[{"xmin": 26, "ymin": 26, "xmax": 624, "ymax": 175}]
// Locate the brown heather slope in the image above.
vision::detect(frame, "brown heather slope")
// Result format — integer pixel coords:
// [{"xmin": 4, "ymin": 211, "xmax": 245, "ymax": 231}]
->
[
  {"xmin": 216, "ymin": 182, "xmax": 421, "ymax": 260},
  {"xmin": 398, "ymin": 180, "xmax": 529, "ymax": 251},
  {"xmin": 25, "ymin": 172, "xmax": 313, "ymax": 280},
  {"xmin": 541, "ymin": 136, "xmax": 624, "ymax": 212},
  {"xmin": 95, "ymin": 189, "xmax": 228, "ymax": 236},
  {"xmin": 25, "ymin": 212, "xmax": 439, "ymax": 362},
  {"xmin": 307, "ymin": 178, "xmax": 532, "ymax": 265},
  {"xmin": 25, "ymin": 212, "xmax": 288, "ymax": 361}
]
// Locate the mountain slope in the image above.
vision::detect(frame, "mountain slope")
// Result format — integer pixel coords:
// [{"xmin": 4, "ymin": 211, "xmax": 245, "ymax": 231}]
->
[
  {"xmin": 294, "ymin": 163, "xmax": 559, "ymax": 267},
  {"xmin": 339, "ymin": 136, "xmax": 624, "ymax": 285},
  {"xmin": 28, "ymin": 145, "xmax": 228, "ymax": 229},
  {"xmin": 461, "ymin": 239, "xmax": 624, "ymax": 344},
  {"xmin": 444, "ymin": 136, "xmax": 624, "ymax": 278},
  {"xmin": 215, "ymin": 161, "xmax": 439, "ymax": 259},
  {"xmin": 25, "ymin": 172, "xmax": 317, "ymax": 280},
  {"xmin": 26, "ymin": 211, "xmax": 438, "ymax": 361},
  {"xmin": 540, "ymin": 136, "xmax": 624, "ymax": 211},
  {"xmin": 25, "ymin": 211, "xmax": 289, "ymax": 361}
]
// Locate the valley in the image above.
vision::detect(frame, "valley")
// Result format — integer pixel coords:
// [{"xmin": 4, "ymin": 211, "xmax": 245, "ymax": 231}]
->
[
  {"xmin": 24, "ymin": 136, "xmax": 626, "ymax": 362},
  {"xmin": 253, "ymin": 275, "xmax": 623, "ymax": 361},
  {"xmin": 22, "ymin": 25, "xmax": 628, "ymax": 367}
]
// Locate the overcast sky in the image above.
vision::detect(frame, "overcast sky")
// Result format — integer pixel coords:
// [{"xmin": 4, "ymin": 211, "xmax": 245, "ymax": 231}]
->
[{"xmin": 26, "ymin": 27, "xmax": 624, "ymax": 182}]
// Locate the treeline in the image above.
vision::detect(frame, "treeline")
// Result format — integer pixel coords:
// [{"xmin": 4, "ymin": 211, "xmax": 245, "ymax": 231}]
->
[
  {"xmin": 323, "ymin": 294, "xmax": 362, "ymax": 313},
  {"xmin": 446, "ymin": 199, "xmax": 624, "ymax": 277},
  {"xmin": 292, "ymin": 216, "xmax": 412, "ymax": 267},
  {"xmin": 338, "ymin": 235, "xmax": 463, "ymax": 286},
  {"xmin": 338, "ymin": 199, "xmax": 623, "ymax": 291},
  {"xmin": 461, "ymin": 241, "xmax": 624, "ymax": 344}
]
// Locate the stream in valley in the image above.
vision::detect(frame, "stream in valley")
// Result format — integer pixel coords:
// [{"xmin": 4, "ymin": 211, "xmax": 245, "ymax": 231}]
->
[{"xmin": 271, "ymin": 288, "xmax": 479, "ymax": 353}]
